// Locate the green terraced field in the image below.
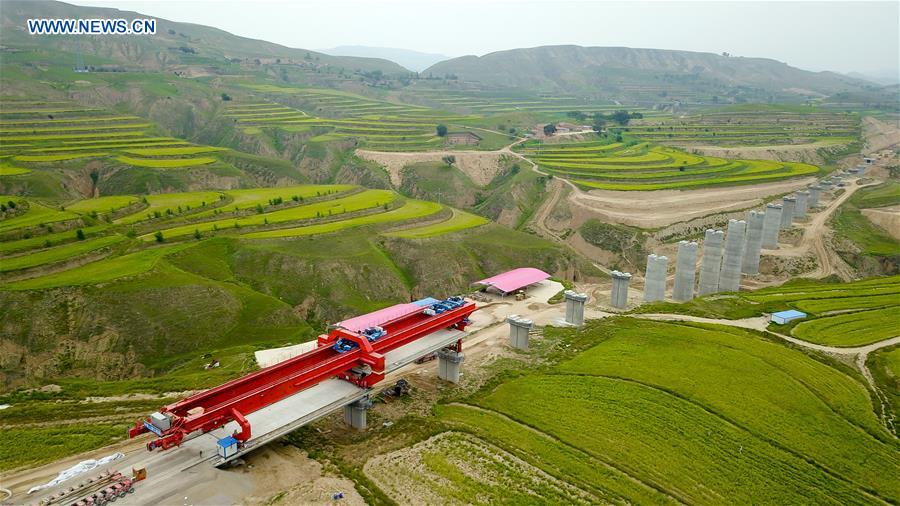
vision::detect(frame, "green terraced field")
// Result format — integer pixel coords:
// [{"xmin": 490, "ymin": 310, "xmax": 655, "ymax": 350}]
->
[
  {"xmin": 121, "ymin": 146, "xmax": 224, "ymax": 156},
  {"xmin": 646, "ymin": 276, "xmax": 899, "ymax": 347},
  {"xmin": 189, "ymin": 184, "xmax": 353, "ymax": 220},
  {"xmin": 64, "ymin": 195, "xmax": 139, "ymax": 215},
  {"xmin": 0, "ymin": 199, "xmax": 78, "ymax": 233},
  {"xmin": 518, "ymin": 139, "xmax": 820, "ymax": 190},
  {"xmin": 3, "ymin": 244, "xmax": 190, "ymax": 290},
  {"xmin": 116, "ymin": 191, "xmax": 224, "ymax": 225},
  {"xmin": 14, "ymin": 153, "xmax": 108, "ymax": 162},
  {"xmin": 115, "ymin": 155, "xmax": 217, "ymax": 168},
  {"xmin": 147, "ymin": 189, "xmax": 396, "ymax": 239},
  {"xmin": 230, "ymin": 86, "xmax": 487, "ymax": 151},
  {"xmin": 242, "ymin": 199, "xmax": 442, "ymax": 239},
  {"xmin": 435, "ymin": 318, "xmax": 898, "ymax": 504},
  {"xmin": 0, "ymin": 101, "xmax": 232, "ymax": 170},
  {"xmin": 385, "ymin": 209, "xmax": 487, "ymax": 238},
  {"xmin": 0, "ymin": 234, "xmax": 126, "ymax": 272},
  {"xmin": 792, "ymin": 307, "xmax": 899, "ymax": 346},
  {"xmin": 0, "ymin": 165, "xmax": 31, "ymax": 176},
  {"xmin": 0, "ymin": 225, "xmax": 108, "ymax": 254},
  {"xmin": 625, "ymin": 108, "xmax": 859, "ymax": 146}
]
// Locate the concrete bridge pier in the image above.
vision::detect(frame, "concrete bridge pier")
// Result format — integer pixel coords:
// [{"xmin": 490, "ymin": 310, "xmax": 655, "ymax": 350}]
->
[
  {"xmin": 760, "ymin": 203, "xmax": 782, "ymax": 249},
  {"xmin": 506, "ymin": 314, "xmax": 534, "ymax": 350},
  {"xmin": 610, "ymin": 270, "xmax": 632, "ymax": 308},
  {"xmin": 698, "ymin": 229, "xmax": 724, "ymax": 296},
  {"xmin": 564, "ymin": 290, "xmax": 588, "ymax": 326},
  {"xmin": 673, "ymin": 241, "xmax": 698, "ymax": 302},
  {"xmin": 795, "ymin": 191, "xmax": 809, "ymax": 218},
  {"xmin": 808, "ymin": 185, "xmax": 822, "ymax": 208},
  {"xmin": 437, "ymin": 347, "xmax": 465, "ymax": 383},
  {"xmin": 343, "ymin": 395, "xmax": 373, "ymax": 430},
  {"xmin": 781, "ymin": 196, "xmax": 797, "ymax": 229}
]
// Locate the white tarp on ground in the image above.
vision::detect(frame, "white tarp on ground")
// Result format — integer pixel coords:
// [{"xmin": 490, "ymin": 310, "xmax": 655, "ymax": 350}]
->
[
  {"xmin": 28, "ymin": 452, "xmax": 124, "ymax": 494},
  {"xmin": 254, "ymin": 340, "xmax": 318, "ymax": 368}
]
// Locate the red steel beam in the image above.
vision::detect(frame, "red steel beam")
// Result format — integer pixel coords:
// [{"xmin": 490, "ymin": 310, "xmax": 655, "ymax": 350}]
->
[{"xmin": 130, "ymin": 300, "xmax": 476, "ymax": 451}]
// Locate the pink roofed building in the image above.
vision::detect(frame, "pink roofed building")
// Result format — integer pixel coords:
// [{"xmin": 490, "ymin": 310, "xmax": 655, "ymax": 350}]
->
[
  {"xmin": 474, "ymin": 267, "xmax": 551, "ymax": 295},
  {"xmin": 337, "ymin": 303, "xmax": 423, "ymax": 332}
]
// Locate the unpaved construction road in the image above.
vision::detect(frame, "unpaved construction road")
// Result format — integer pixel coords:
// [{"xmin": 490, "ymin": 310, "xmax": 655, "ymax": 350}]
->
[{"xmin": 766, "ymin": 178, "xmax": 873, "ymax": 280}]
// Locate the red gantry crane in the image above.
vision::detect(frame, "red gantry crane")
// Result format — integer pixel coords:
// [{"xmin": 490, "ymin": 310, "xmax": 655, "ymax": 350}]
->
[{"xmin": 128, "ymin": 296, "xmax": 476, "ymax": 452}]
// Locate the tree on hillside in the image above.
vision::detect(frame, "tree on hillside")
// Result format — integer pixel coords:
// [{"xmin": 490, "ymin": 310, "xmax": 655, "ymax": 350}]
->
[
  {"xmin": 592, "ymin": 114, "xmax": 606, "ymax": 133},
  {"xmin": 75, "ymin": 229, "xmax": 85, "ymax": 240},
  {"xmin": 543, "ymin": 123, "xmax": 557, "ymax": 136},
  {"xmin": 154, "ymin": 231, "xmax": 164, "ymax": 243},
  {"xmin": 612, "ymin": 110, "xmax": 631, "ymax": 126},
  {"xmin": 442, "ymin": 155, "xmax": 456, "ymax": 167},
  {"xmin": 220, "ymin": 93, "xmax": 232, "ymax": 101},
  {"xmin": 436, "ymin": 124, "xmax": 448, "ymax": 137}
]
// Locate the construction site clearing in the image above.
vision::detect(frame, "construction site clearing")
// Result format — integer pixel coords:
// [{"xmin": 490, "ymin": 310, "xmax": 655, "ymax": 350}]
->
[{"xmin": 14, "ymin": 275, "xmax": 599, "ymax": 506}]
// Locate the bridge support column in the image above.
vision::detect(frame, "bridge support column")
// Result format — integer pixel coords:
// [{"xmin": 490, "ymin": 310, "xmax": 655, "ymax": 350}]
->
[
  {"xmin": 343, "ymin": 395, "xmax": 372, "ymax": 430},
  {"xmin": 564, "ymin": 290, "xmax": 588, "ymax": 326},
  {"xmin": 437, "ymin": 348, "xmax": 464, "ymax": 383},
  {"xmin": 506, "ymin": 314, "xmax": 534, "ymax": 350}
]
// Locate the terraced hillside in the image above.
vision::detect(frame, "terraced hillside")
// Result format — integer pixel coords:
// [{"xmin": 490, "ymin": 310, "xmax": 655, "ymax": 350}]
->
[
  {"xmin": 232, "ymin": 84, "xmax": 498, "ymax": 151},
  {"xmin": 625, "ymin": 106, "xmax": 860, "ymax": 146},
  {"xmin": 0, "ymin": 98, "xmax": 304, "ymax": 197},
  {"xmin": 0, "ymin": 100, "xmax": 223, "ymax": 166},
  {"xmin": 0, "ymin": 179, "xmax": 597, "ymax": 470},
  {"xmin": 401, "ymin": 87, "xmax": 648, "ymax": 116},
  {"xmin": 367, "ymin": 318, "xmax": 899, "ymax": 504},
  {"xmin": 0, "ymin": 184, "xmax": 501, "ymax": 280},
  {"xmin": 517, "ymin": 139, "xmax": 820, "ymax": 190}
]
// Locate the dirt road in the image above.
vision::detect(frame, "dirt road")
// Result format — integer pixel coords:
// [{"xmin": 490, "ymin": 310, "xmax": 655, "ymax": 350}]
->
[{"xmin": 766, "ymin": 179, "xmax": 873, "ymax": 280}]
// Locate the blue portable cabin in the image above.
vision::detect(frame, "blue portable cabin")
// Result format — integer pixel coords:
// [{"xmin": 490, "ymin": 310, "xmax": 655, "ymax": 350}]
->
[
  {"xmin": 217, "ymin": 436, "xmax": 239, "ymax": 459},
  {"xmin": 770, "ymin": 310, "xmax": 807, "ymax": 325}
]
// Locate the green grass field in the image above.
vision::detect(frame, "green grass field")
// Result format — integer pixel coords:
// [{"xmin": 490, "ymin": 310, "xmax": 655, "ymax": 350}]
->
[
  {"xmin": 792, "ymin": 306, "xmax": 899, "ymax": 346},
  {"xmin": 433, "ymin": 318, "xmax": 898, "ymax": 504},
  {"xmin": 385, "ymin": 210, "xmax": 488, "ymax": 238},
  {"xmin": 641, "ymin": 276, "xmax": 899, "ymax": 347},
  {"xmin": 832, "ymin": 181, "xmax": 900, "ymax": 258}
]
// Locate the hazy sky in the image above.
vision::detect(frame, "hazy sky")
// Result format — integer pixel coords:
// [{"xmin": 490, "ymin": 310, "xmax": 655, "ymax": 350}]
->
[{"xmin": 67, "ymin": 0, "xmax": 899, "ymax": 78}]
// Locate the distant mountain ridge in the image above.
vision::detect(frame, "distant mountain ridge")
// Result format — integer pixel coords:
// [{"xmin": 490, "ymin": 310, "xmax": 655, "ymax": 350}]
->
[
  {"xmin": 318, "ymin": 46, "xmax": 449, "ymax": 72},
  {"xmin": 0, "ymin": 0, "xmax": 408, "ymax": 74},
  {"xmin": 424, "ymin": 45, "xmax": 877, "ymax": 99}
]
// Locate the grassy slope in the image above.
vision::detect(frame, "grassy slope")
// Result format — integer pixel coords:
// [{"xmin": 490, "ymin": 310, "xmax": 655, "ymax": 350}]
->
[
  {"xmin": 435, "ymin": 319, "xmax": 898, "ymax": 504},
  {"xmin": 831, "ymin": 181, "xmax": 900, "ymax": 273}
]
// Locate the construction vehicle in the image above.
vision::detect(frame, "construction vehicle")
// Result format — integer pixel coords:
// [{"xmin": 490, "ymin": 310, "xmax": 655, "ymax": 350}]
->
[
  {"xmin": 39, "ymin": 467, "xmax": 146, "ymax": 506},
  {"xmin": 128, "ymin": 296, "xmax": 477, "ymax": 452}
]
